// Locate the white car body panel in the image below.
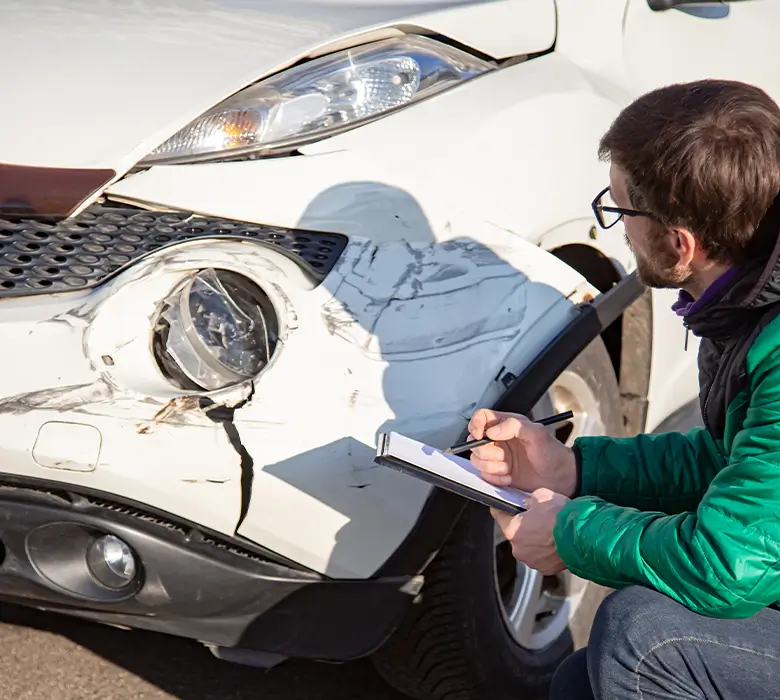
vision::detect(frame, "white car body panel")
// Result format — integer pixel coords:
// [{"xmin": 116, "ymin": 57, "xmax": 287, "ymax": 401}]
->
[
  {"xmin": 235, "ymin": 223, "xmax": 594, "ymax": 577},
  {"xmin": 645, "ymin": 288, "xmax": 700, "ymax": 431},
  {"xmin": 109, "ymin": 47, "xmax": 694, "ymax": 429},
  {"xmin": 0, "ymin": 225, "xmax": 594, "ymax": 578},
  {"xmin": 0, "ymin": 281, "xmax": 245, "ymax": 535},
  {"xmin": 623, "ymin": 0, "xmax": 780, "ymax": 107},
  {"xmin": 110, "ymin": 53, "xmax": 626, "ymax": 247},
  {"xmin": 0, "ymin": 0, "xmax": 553, "ymax": 172},
  {"xmin": 1, "ymin": 0, "xmax": 775, "ymax": 581}
]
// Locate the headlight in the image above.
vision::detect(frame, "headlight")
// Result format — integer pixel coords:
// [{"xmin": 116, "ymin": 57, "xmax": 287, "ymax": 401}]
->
[
  {"xmin": 140, "ymin": 35, "xmax": 494, "ymax": 165},
  {"xmin": 153, "ymin": 268, "xmax": 279, "ymax": 391}
]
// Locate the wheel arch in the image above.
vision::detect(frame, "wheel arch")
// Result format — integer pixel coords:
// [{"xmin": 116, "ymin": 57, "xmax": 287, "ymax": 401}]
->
[{"xmin": 548, "ymin": 242, "xmax": 653, "ymax": 436}]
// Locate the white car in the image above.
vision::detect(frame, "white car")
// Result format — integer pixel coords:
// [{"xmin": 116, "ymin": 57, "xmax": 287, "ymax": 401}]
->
[{"xmin": 0, "ymin": 0, "xmax": 776, "ymax": 697}]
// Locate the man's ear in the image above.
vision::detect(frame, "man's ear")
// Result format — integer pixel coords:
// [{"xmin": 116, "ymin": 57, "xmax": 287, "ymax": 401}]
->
[{"xmin": 670, "ymin": 227, "xmax": 698, "ymax": 266}]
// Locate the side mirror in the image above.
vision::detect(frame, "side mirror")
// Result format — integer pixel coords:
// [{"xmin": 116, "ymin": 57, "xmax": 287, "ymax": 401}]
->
[{"xmin": 648, "ymin": 0, "xmax": 749, "ymax": 10}]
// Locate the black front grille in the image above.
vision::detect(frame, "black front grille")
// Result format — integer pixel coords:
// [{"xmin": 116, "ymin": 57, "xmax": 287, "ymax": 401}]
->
[{"xmin": 0, "ymin": 205, "xmax": 349, "ymax": 298}]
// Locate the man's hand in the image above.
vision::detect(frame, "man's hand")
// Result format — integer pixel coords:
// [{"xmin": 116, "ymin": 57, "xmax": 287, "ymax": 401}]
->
[
  {"xmin": 491, "ymin": 488, "xmax": 569, "ymax": 575},
  {"xmin": 468, "ymin": 408, "xmax": 577, "ymax": 496}
]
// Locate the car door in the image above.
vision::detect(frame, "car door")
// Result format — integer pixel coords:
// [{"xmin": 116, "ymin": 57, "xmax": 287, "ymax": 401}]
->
[{"xmin": 622, "ymin": 0, "xmax": 780, "ymax": 104}]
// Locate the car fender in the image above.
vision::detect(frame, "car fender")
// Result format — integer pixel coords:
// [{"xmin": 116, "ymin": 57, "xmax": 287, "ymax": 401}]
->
[{"xmin": 229, "ymin": 220, "xmax": 607, "ymax": 578}]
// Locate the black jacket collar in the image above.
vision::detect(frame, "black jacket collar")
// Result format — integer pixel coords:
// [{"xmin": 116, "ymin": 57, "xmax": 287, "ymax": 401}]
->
[{"xmin": 685, "ymin": 193, "xmax": 780, "ymax": 342}]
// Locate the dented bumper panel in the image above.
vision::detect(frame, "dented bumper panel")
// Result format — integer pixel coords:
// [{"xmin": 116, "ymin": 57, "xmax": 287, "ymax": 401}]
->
[
  {"xmin": 0, "ymin": 204, "xmax": 598, "ymax": 580},
  {"xmin": 0, "ymin": 209, "xmax": 326, "ymax": 538}
]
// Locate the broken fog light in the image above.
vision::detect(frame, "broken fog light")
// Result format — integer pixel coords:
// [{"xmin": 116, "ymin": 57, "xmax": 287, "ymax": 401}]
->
[
  {"xmin": 153, "ymin": 268, "xmax": 279, "ymax": 391},
  {"xmin": 87, "ymin": 535, "xmax": 137, "ymax": 590}
]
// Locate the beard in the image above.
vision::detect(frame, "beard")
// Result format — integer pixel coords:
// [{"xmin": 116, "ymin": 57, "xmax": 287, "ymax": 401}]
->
[
  {"xmin": 635, "ymin": 253, "xmax": 693, "ymax": 289},
  {"xmin": 625, "ymin": 232, "xmax": 693, "ymax": 289}
]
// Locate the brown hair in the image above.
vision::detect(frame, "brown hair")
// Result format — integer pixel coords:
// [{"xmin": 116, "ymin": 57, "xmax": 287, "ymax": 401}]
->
[{"xmin": 599, "ymin": 79, "xmax": 780, "ymax": 264}]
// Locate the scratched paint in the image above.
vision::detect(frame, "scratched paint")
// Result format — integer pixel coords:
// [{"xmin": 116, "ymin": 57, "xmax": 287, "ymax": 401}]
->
[
  {"xmin": 232, "ymin": 228, "xmax": 593, "ymax": 577},
  {"xmin": 0, "ymin": 228, "xmax": 593, "ymax": 577},
  {"xmin": 320, "ymin": 237, "xmax": 556, "ymax": 358},
  {"xmin": 0, "ymin": 239, "xmax": 312, "ymax": 536}
]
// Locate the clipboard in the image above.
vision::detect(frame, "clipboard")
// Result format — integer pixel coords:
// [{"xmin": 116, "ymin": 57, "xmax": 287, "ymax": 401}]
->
[{"xmin": 375, "ymin": 431, "xmax": 531, "ymax": 514}]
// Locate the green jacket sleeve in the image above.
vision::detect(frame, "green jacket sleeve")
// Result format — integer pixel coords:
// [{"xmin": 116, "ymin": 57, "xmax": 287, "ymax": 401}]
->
[
  {"xmin": 554, "ymin": 353, "xmax": 780, "ymax": 618},
  {"xmin": 574, "ymin": 426, "xmax": 726, "ymax": 514}
]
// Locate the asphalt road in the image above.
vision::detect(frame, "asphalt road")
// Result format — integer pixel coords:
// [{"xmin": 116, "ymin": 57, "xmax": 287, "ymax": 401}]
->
[
  {"xmin": 0, "ymin": 401, "xmax": 702, "ymax": 700},
  {"xmin": 0, "ymin": 603, "xmax": 407, "ymax": 700}
]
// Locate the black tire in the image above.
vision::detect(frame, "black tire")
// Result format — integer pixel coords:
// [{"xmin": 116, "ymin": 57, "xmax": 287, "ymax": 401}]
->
[{"xmin": 371, "ymin": 338, "xmax": 623, "ymax": 700}]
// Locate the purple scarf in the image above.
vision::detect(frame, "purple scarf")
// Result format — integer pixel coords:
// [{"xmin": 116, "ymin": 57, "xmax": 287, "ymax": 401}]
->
[{"xmin": 671, "ymin": 267, "xmax": 742, "ymax": 317}]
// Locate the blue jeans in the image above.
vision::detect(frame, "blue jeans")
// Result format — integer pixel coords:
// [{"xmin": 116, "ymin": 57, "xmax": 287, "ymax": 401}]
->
[{"xmin": 550, "ymin": 586, "xmax": 780, "ymax": 699}]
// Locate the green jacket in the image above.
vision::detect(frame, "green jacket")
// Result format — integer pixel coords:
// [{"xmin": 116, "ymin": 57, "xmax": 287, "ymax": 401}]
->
[{"xmin": 554, "ymin": 216, "xmax": 780, "ymax": 618}]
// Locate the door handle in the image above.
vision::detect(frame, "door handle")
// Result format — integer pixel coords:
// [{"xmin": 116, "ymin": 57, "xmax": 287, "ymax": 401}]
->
[{"xmin": 648, "ymin": 0, "xmax": 749, "ymax": 10}]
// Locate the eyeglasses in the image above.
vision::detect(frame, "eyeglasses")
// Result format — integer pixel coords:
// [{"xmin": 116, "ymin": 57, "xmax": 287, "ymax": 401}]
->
[{"xmin": 591, "ymin": 186, "xmax": 654, "ymax": 229}]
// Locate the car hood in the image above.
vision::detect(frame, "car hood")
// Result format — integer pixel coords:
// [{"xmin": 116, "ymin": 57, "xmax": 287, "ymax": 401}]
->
[{"xmin": 0, "ymin": 0, "xmax": 555, "ymax": 173}]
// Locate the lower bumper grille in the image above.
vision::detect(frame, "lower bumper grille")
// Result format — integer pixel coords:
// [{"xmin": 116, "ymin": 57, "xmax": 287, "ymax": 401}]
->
[{"xmin": 0, "ymin": 480, "xmax": 414, "ymax": 659}]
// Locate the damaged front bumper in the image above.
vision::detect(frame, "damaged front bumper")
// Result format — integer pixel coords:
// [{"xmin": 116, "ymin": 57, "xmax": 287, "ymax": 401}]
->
[
  {"xmin": 0, "ymin": 479, "xmax": 416, "ymax": 661},
  {"xmin": 0, "ymin": 201, "xmax": 446, "ymax": 656},
  {"xmin": 0, "ymin": 202, "xmax": 338, "ymax": 540},
  {"xmin": 0, "ymin": 199, "xmax": 604, "ymax": 580},
  {"xmin": 0, "ymin": 198, "xmax": 644, "ymax": 645}
]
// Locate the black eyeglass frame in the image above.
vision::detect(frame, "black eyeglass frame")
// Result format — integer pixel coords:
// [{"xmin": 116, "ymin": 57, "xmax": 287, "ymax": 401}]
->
[{"xmin": 591, "ymin": 186, "xmax": 655, "ymax": 229}]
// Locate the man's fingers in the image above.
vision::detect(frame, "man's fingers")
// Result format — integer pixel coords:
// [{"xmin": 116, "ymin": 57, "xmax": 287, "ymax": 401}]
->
[
  {"xmin": 490, "ymin": 508, "xmax": 521, "ymax": 538},
  {"xmin": 485, "ymin": 415, "xmax": 528, "ymax": 442},
  {"xmin": 467, "ymin": 408, "xmax": 502, "ymax": 440},
  {"xmin": 470, "ymin": 442, "xmax": 506, "ymax": 462},
  {"xmin": 468, "ymin": 408, "xmax": 539, "ymax": 444},
  {"xmin": 486, "ymin": 415, "xmax": 550, "ymax": 446},
  {"xmin": 490, "ymin": 507, "xmax": 513, "ymax": 529},
  {"xmin": 472, "ymin": 464, "xmax": 512, "ymax": 486},
  {"xmin": 471, "ymin": 455, "xmax": 512, "ymax": 486},
  {"xmin": 467, "ymin": 408, "xmax": 488, "ymax": 440},
  {"xmin": 530, "ymin": 487, "xmax": 556, "ymax": 504}
]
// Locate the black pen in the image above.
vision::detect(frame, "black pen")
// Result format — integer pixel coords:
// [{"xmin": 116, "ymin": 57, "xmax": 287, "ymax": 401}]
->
[{"xmin": 442, "ymin": 410, "xmax": 575, "ymax": 455}]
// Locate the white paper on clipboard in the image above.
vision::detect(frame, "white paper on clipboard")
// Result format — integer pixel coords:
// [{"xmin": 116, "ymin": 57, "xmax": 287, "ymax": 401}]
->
[{"xmin": 376, "ymin": 431, "xmax": 532, "ymax": 512}]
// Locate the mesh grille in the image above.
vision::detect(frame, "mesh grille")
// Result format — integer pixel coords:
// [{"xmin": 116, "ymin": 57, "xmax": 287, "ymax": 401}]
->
[{"xmin": 0, "ymin": 204, "xmax": 348, "ymax": 297}]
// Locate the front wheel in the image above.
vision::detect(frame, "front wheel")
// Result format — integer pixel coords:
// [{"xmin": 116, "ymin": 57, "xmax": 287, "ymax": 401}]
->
[{"xmin": 371, "ymin": 338, "xmax": 622, "ymax": 700}]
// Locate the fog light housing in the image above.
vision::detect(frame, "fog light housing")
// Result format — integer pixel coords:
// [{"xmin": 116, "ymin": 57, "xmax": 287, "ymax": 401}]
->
[{"xmin": 87, "ymin": 534, "xmax": 137, "ymax": 590}]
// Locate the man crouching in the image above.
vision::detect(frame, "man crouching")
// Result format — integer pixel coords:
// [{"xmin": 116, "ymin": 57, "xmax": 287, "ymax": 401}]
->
[{"xmin": 469, "ymin": 79, "xmax": 780, "ymax": 699}]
